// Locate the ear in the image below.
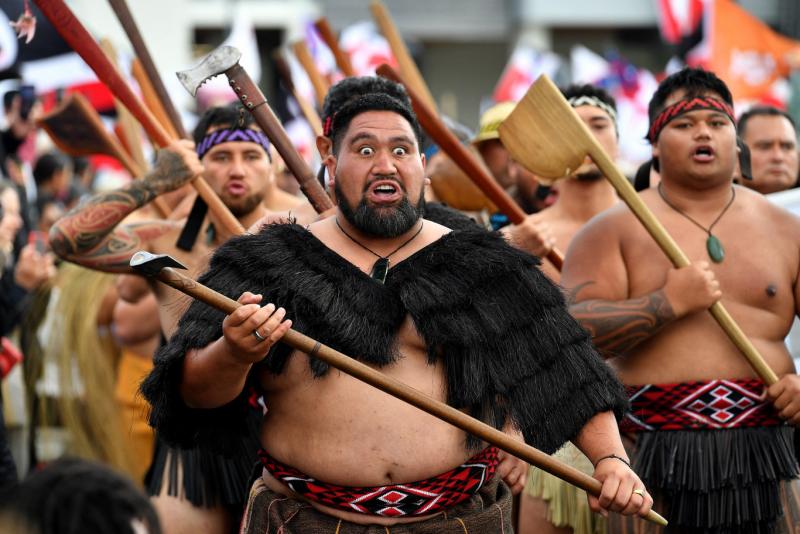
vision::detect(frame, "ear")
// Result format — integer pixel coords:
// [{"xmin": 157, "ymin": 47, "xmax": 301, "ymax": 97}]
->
[
  {"xmin": 316, "ymin": 135, "xmax": 332, "ymax": 159},
  {"xmin": 324, "ymin": 154, "xmax": 337, "ymax": 185}
]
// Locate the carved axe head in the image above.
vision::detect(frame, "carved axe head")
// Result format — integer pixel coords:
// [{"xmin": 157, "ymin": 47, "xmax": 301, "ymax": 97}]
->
[
  {"xmin": 176, "ymin": 45, "xmax": 242, "ymax": 96},
  {"xmin": 130, "ymin": 251, "xmax": 187, "ymax": 277}
]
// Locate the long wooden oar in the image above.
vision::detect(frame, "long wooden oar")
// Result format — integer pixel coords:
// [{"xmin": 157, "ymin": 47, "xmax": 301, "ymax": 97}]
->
[
  {"xmin": 291, "ymin": 41, "xmax": 330, "ymax": 108},
  {"xmin": 377, "ymin": 64, "xmax": 564, "ymax": 270},
  {"xmin": 132, "ymin": 58, "xmax": 179, "ymax": 140},
  {"xmin": 499, "ymin": 75, "xmax": 778, "ymax": 386},
  {"xmin": 35, "ymin": 0, "xmax": 245, "ymax": 236},
  {"xmin": 370, "ymin": 0, "xmax": 436, "ymax": 112},
  {"xmin": 130, "ymin": 250, "xmax": 667, "ymax": 528},
  {"xmin": 314, "ymin": 17, "xmax": 355, "ymax": 77}
]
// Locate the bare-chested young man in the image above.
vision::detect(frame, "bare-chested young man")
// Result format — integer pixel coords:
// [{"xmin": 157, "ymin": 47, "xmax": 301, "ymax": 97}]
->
[
  {"xmin": 562, "ymin": 67, "xmax": 800, "ymax": 533},
  {"xmin": 519, "ymin": 84, "xmax": 620, "ymax": 534},
  {"xmin": 141, "ymin": 88, "xmax": 655, "ymax": 532},
  {"xmin": 49, "ymin": 103, "xmax": 292, "ymax": 534}
]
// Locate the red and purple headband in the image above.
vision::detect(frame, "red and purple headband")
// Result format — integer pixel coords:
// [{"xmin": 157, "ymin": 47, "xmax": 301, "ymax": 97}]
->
[
  {"xmin": 648, "ymin": 96, "xmax": 735, "ymax": 143},
  {"xmin": 196, "ymin": 128, "xmax": 272, "ymax": 160}
]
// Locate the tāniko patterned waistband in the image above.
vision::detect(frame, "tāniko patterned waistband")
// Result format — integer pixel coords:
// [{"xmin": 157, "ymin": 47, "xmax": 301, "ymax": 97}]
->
[
  {"xmin": 620, "ymin": 378, "xmax": 784, "ymax": 432},
  {"xmin": 259, "ymin": 446, "xmax": 499, "ymax": 517}
]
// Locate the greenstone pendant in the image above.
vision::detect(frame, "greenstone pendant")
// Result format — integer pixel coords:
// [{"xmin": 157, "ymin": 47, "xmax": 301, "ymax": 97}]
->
[{"xmin": 706, "ymin": 234, "xmax": 724, "ymax": 263}]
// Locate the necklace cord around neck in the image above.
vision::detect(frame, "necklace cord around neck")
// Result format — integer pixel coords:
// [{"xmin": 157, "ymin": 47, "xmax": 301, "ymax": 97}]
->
[
  {"xmin": 335, "ymin": 218, "xmax": 425, "ymax": 261},
  {"xmin": 657, "ymin": 183, "xmax": 736, "ymax": 236}
]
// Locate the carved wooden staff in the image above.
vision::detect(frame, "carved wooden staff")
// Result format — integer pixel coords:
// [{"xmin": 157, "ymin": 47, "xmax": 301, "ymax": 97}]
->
[
  {"xmin": 34, "ymin": 0, "xmax": 245, "ymax": 236},
  {"xmin": 499, "ymin": 75, "xmax": 779, "ymax": 386},
  {"xmin": 132, "ymin": 58, "xmax": 179, "ymax": 140},
  {"xmin": 177, "ymin": 45, "xmax": 334, "ymax": 215},
  {"xmin": 370, "ymin": 0, "xmax": 437, "ymax": 112},
  {"xmin": 377, "ymin": 64, "xmax": 565, "ymax": 270},
  {"xmin": 107, "ymin": 0, "xmax": 187, "ymax": 139},
  {"xmin": 314, "ymin": 17, "xmax": 356, "ymax": 77},
  {"xmin": 130, "ymin": 250, "xmax": 668, "ymax": 527},
  {"xmin": 291, "ymin": 40, "xmax": 330, "ymax": 108}
]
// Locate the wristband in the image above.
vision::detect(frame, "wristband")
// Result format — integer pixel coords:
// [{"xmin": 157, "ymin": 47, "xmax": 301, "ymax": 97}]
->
[{"xmin": 594, "ymin": 453, "xmax": 631, "ymax": 468}]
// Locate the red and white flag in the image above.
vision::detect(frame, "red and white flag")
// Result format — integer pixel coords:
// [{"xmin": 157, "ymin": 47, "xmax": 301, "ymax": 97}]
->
[
  {"xmin": 656, "ymin": 0, "xmax": 704, "ymax": 44},
  {"xmin": 339, "ymin": 21, "xmax": 398, "ymax": 77}
]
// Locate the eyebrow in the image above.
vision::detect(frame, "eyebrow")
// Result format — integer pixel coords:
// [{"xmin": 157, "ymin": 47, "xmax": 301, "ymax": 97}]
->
[{"xmin": 348, "ymin": 132, "xmax": 416, "ymax": 146}]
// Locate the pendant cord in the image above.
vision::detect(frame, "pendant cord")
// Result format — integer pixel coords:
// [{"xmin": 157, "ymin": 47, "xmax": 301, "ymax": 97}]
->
[
  {"xmin": 657, "ymin": 183, "xmax": 736, "ymax": 236},
  {"xmin": 335, "ymin": 218, "xmax": 424, "ymax": 262}
]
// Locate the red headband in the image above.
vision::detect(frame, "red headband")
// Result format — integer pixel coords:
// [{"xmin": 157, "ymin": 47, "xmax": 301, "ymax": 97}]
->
[{"xmin": 648, "ymin": 96, "xmax": 735, "ymax": 143}]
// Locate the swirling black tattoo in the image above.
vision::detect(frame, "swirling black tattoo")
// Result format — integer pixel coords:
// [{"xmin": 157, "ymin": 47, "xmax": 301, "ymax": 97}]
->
[{"xmin": 569, "ymin": 283, "xmax": 676, "ymax": 356}]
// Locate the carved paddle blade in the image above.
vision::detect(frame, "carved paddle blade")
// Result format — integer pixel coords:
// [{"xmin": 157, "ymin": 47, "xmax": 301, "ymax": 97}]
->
[
  {"xmin": 176, "ymin": 45, "xmax": 242, "ymax": 96},
  {"xmin": 498, "ymin": 75, "xmax": 592, "ymax": 181}
]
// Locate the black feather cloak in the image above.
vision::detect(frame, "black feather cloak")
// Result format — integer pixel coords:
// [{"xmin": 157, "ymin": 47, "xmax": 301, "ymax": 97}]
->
[{"xmin": 141, "ymin": 222, "xmax": 627, "ymax": 456}]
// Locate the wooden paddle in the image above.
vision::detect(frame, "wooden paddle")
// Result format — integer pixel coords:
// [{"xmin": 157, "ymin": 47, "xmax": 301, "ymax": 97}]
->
[
  {"xmin": 291, "ymin": 40, "xmax": 330, "ymax": 108},
  {"xmin": 370, "ymin": 0, "xmax": 437, "ymax": 112},
  {"xmin": 377, "ymin": 64, "xmax": 564, "ymax": 270},
  {"xmin": 499, "ymin": 75, "xmax": 779, "ymax": 386}
]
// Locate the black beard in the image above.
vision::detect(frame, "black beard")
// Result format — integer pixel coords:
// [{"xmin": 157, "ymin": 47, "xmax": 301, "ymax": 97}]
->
[
  {"xmin": 335, "ymin": 179, "xmax": 425, "ymax": 238},
  {"xmin": 223, "ymin": 192, "xmax": 263, "ymax": 217}
]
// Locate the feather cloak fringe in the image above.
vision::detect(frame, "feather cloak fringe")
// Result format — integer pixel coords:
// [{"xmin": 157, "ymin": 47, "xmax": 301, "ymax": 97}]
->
[
  {"xmin": 634, "ymin": 426, "xmax": 799, "ymax": 533},
  {"xmin": 141, "ymin": 223, "xmax": 627, "ymax": 455}
]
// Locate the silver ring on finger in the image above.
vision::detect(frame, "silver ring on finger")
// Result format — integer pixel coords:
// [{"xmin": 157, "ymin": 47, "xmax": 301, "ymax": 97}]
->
[{"xmin": 252, "ymin": 329, "xmax": 267, "ymax": 342}]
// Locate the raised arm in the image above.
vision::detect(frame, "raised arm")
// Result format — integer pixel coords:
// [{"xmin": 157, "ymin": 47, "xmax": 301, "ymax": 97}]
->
[
  {"xmin": 49, "ymin": 140, "xmax": 202, "ymax": 273},
  {"xmin": 561, "ymin": 214, "xmax": 721, "ymax": 356}
]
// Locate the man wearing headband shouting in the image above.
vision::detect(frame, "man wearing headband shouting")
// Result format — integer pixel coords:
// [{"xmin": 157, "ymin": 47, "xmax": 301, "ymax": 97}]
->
[
  {"xmin": 562, "ymin": 68, "xmax": 800, "ymax": 533},
  {"xmin": 50, "ymin": 103, "xmax": 296, "ymax": 534}
]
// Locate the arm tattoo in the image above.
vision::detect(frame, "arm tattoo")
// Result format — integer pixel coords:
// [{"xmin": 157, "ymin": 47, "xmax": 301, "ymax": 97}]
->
[
  {"xmin": 569, "ymin": 286, "xmax": 676, "ymax": 356},
  {"xmin": 49, "ymin": 180, "xmax": 172, "ymax": 272}
]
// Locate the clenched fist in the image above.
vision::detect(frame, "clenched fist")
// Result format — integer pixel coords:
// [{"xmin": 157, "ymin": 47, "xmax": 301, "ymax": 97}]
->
[{"xmin": 662, "ymin": 261, "xmax": 722, "ymax": 318}]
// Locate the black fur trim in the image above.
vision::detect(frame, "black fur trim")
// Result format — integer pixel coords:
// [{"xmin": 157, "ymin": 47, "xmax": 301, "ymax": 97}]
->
[
  {"xmin": 423, "ymin": 202, "xmax": 481, "ymax": 231},
  {"xmin": 141, "ymin": 223, "xmax": 628, "ymax": 454}
]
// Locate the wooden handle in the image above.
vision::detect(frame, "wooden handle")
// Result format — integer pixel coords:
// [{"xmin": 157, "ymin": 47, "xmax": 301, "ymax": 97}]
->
[
  {"xmin": 153, "ymin": 264, "xmax": 667, "ymax": 527},
  {"xmin": 291, "ymin": 41, "xmax": 330, "ymax": 108},
  {"xmin": 370, "ymin": 0, "xmax": 437, "ymax": 112},
  {"xmin": 108, "ymin": 0, "xmax": 187, "ymax": 139},
  {"xmin": 376, "ymin": 64, "xmax": 564, "ymax": 270},
  {"xmin": 273, "ymin": 52, "xmax": 323, "ymax": 136},
  {"xmin": 132, "ymin": 58, "xmax": 179, "ymax": 140},
  {"xmin": 225, "ymin": 63, "xmax": 333, "ymax": 214},
  {"xmin": 314, "ymin": 18, "xmax": 355, "ymax": 77},
  {"xmin": 587, "ymin": 143, "xmax": 778, "ymax": 385}
]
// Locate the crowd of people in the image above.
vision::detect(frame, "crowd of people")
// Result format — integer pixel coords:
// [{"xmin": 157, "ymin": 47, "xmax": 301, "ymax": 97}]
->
[{"xmin": 0, "ymin": 63, "xmax": 798, "ymax": 534}]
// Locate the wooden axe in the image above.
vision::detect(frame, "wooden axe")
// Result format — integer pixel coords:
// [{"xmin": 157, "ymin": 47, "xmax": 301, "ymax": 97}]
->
[
  {"xmin": 176, "ymin": 45, "xmax": 333, "ymax": 215},
  {"xmin": 130, "ymin": 250, "xmax": 667, "ymax": 527},
  {"xmin": 34, "ymin": 0, "xmax": 245, "ymax": 236},
  {"xmin": 377, "ymin": 64, "xmax": 564, "ymax": 270},
  {"xmin": 499, "ymin": 75, "xmax": 778, "ymax": 386}
]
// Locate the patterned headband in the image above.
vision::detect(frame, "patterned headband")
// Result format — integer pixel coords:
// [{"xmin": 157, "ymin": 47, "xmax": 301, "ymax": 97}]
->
[
  {"xmin": 196, "ymin": 128, "xmax": 272, "ymax": 160},
  {"xmin": 567, "ymin": 95, "xmax": 618, "ymax": 125},
  {"xmin": 648, "ymin": 96, "xmax": 735, "ymax": 143}
]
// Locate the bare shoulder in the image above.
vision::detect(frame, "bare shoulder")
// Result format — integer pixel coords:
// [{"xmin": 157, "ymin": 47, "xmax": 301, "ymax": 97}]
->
[
  {"xmin": 742, "ymin": 186, "xmax": 800, "ymax": 228},
  {"xmin": 421, "ymin": 218, "xmax": 451, "ymax": 240}
]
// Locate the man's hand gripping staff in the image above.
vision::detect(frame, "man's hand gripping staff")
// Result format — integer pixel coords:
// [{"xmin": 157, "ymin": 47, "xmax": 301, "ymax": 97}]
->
[{"xmin": 130, "ymin": 251, "xmax": 668, "ymax": 526}]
